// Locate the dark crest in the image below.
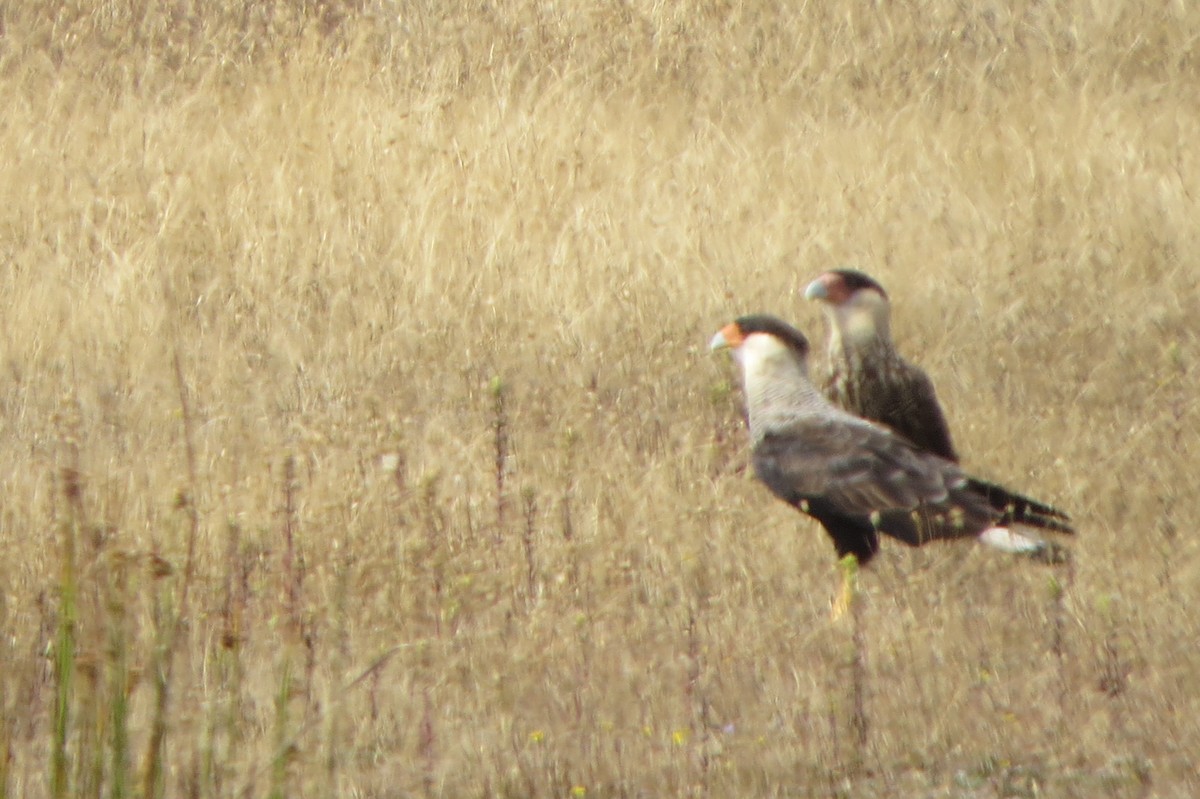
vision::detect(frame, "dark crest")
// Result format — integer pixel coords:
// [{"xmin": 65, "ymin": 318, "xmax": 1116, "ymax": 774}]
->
[
  {"xmin": 831, "ymin": 269, "xmax": 888, "ymax": 299},
  {"xmin": 735, "ymin": 315, "xmax": 811, "ymax": 358}
]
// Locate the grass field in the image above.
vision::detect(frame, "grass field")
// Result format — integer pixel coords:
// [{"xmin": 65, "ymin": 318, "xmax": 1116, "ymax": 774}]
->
[{"xmin": 1, "ymin": 1, "xmax": 1197, "ymax": 796}]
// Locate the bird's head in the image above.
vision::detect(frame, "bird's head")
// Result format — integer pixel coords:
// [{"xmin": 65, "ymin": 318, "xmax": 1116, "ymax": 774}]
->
[
  {"xmin": 710, "ymin": 315, "xmax": 812, "ymax": 370},
  {"xmin": 803, "ymin": 269, "xmax": 891, "ymax": 341}
]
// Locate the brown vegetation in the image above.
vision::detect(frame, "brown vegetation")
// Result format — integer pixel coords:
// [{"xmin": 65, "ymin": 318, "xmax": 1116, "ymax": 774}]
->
[{"xmin": 0, "ymin": 1, "xmax": 1196, "ymax": 796}]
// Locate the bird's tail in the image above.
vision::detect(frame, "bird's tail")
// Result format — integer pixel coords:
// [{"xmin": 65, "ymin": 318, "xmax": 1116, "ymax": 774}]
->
[
  {"xmin": 966, "ymin": 477, "xmax": 1074, "ymax": 535},
  {"xmin": 978, "ymin": 524, "xmax": 1073, "ymax": 565}
]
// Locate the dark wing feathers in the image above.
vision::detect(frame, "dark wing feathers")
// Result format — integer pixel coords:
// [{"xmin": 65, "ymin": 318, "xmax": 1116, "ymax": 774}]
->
[
  {"xmin": 833, "ymin": 357, "xmax": 959, "ymax": 463},
  {"xmin": 865, "ymin": 366, "xmax": 1075, "ymax": 533},
  {"xmin": 753, "ymin": 417, "xmax": 948, "ymax": 516},
  {"xmin": 892, "ymin": 365, "xmax": 959, "ymax": 462},
  {"xmin": 832, "ymin": 355, "xmax": 1074, "ymax": 535},
  {"xmin": 892, "ymin": 367, "xmax": 1075, "ymax": 533},
  {"xmin": 965, "ymin": 477, "xmax": 1074, "ymax": 533},
  {"xmin": 752, "ymin": 416, "xmax": 998, "ymax": 561}
]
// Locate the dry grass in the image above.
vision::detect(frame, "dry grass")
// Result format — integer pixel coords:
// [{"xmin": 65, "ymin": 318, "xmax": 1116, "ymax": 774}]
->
[{"xmin": 0, "ymin": 1, "xmax": 1197, "ymax": 796}]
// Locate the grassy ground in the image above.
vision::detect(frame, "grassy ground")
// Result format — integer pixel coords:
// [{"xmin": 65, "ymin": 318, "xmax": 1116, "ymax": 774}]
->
[{"xmin": 0, "ymin": 1, "xmax": 1197, "ymax": 796}]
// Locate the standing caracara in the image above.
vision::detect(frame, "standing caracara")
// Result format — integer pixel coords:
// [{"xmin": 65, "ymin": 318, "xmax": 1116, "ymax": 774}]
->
[
  {"xmin": 804, "ymin": 269, "xmax": 1072, "ymax": 538},
  {"xmin": 709, "ymin": 315, "xmax": 1072, "ymax": 567}
]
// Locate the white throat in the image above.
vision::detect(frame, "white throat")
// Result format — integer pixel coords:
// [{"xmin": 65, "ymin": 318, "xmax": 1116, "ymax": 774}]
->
[
  {"xmin": 736, "ymin": 333, "xmax": 808, "ymax": 382},
  {"xmin": 734, "ymin": 334, "xmax": 826, "ymax": 437},
  {"xmin": 829, "ymin": 291, "xmax": 891, "ymax": 353}
]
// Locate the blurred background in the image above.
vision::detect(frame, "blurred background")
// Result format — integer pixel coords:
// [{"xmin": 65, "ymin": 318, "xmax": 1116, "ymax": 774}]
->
[{"xmin": 0, "ymin": 2, "xmax": 1195, "ymax": 796}]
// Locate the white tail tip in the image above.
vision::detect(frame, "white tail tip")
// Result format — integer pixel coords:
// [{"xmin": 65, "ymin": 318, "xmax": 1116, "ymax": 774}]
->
[{"xmin": 978, "ymin": 526, "xmax": 1046, "ymax": 554}]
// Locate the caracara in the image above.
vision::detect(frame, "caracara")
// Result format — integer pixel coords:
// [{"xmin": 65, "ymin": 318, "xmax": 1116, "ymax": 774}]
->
[
  {"xmin": 804, "ymin": 269, "xmax": 1072, "ymax": 538},
  {"xmin": 710, "ymin": 315, "xmax": 1072, "ymax": 567}
]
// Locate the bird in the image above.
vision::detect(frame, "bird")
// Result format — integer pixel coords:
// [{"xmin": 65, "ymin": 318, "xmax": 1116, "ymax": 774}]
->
[
  {"xmin": 803, "ymin": 268, "xmax": 1072, "ymax": 539},
  {"xmin": 709, "ymin": 315, "xmax": 1074, "ymax": 581}
]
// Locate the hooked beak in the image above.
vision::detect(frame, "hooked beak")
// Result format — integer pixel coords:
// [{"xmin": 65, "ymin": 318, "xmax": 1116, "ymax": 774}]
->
[
  {"xmin": 709, "ymin": 322, "xmax": 743, "ymax": 352},
  {"xmin": 803, "ymin": 276, "xmax": 830, "ymax": 302}
]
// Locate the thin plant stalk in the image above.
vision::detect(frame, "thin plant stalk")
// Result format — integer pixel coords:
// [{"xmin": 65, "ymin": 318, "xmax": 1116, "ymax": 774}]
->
[
  {"xmin": 140, "ymin": 347, "xmax": 204, "ymax": 798},
  {"xmin": 51, "ymin": 467, "xmax": 82, "ymax": 799}
]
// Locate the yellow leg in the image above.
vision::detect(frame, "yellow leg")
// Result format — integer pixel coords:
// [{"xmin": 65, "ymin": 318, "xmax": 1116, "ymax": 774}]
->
[{"xmin": 830, "ymin": 554, "xmax": 860, "ymax": 621}]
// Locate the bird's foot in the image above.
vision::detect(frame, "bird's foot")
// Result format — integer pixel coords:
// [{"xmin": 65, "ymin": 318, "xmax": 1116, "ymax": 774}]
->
[{"xmin": 830, "ymin": 554, "xmax": 860, "ymax": 622}]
